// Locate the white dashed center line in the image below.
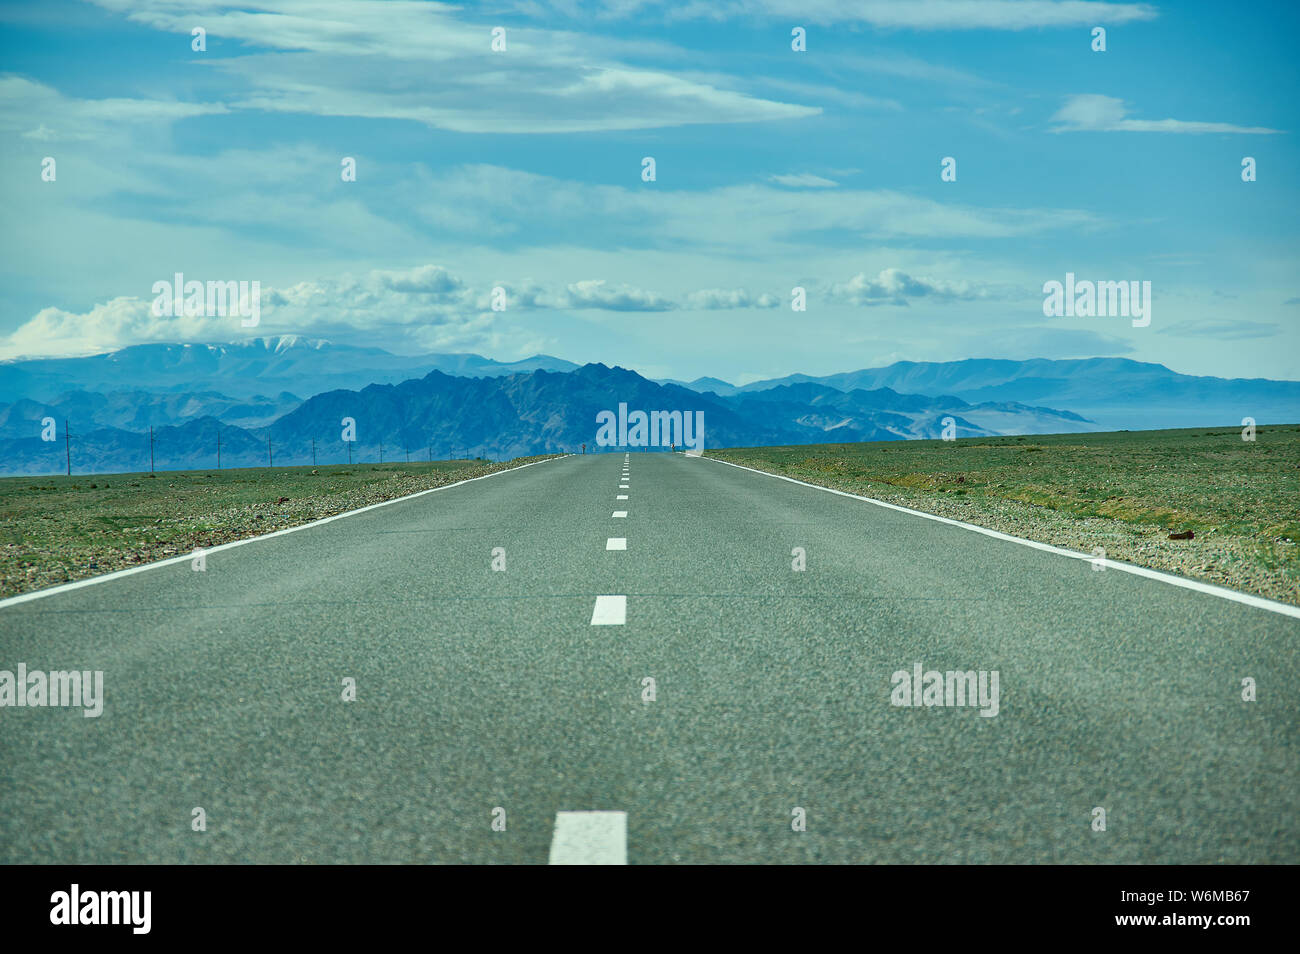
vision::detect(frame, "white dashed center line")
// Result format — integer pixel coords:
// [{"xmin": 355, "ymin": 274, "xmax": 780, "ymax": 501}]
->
[
  {"xmin": 616, "ymin": 494, "xmax": 628, "ymax": 500},
  {"xmin": 606, "ymin": 537, "xmax": 627, "ymax": 550},
  {"xmin": 612, "ymin": 510, "xmax": 627, "ymax": 518},
  {"xmin": 590, "ymin": 595, "xmax": 626, "ymax": 625},
  {"xmin": 548, "ymin": 811, "xmax": 628, "ymax": 864}
]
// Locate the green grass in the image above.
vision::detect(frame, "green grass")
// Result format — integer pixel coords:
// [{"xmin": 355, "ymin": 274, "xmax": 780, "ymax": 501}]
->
[
  {"xmin": 709, "ymin": 426, "xmax": 1300, "ymax": 603},
  {"xmin": 0, "ymin": 457, "xmax": 554, "ymax": 599}
]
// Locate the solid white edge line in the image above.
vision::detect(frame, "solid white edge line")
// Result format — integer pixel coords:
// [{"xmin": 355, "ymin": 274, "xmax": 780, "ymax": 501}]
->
[
  {"xmin": 704, "ymin": 455, "xmax": 1300, "ymax": 621},
  {"xmin": 549, "ymin": 811, "xmax": 628, "ymax": 864},
  {"xmin": 0, "ymin": 455, "xmax": 573, "ymax": 611}
]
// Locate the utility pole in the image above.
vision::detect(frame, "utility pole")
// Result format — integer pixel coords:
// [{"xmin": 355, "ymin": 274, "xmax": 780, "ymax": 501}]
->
[
  {"xmin": 268, "ymin": 437, "xmax": 273, "ymax": 468},
  {"xmin": 379, "ymin": 440, "xmax": 383, "ymax": 464},
  {"xmin": 216, "ymin": 425, "xmax": 222, "ymax": 470},
  {"xmin": 312, "ymin": 438, "xmax": 316, "ymax": 466},
  {"xmin": 149, "ymin": 426, "xmax": 155, "ymax": 474},
  {"xmin": 427, "ymin": 444, "xmax": 432, "ymax": 463},
  {"xmin": 64, "ymin": 419, "xmax": 70, "ymax": 476},
  {"xmin": 347, "ymin": 441, "xmax": 352, "ymax": 465},
  {"xmin": 405, "ymin": 446, "xmax": 409, "ymax": 464}
]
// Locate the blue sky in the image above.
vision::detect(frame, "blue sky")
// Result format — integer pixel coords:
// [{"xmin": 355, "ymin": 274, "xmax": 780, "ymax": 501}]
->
[{"xmin": 1, "ymin": 0, "xmax": 1297, "ymax": 384}]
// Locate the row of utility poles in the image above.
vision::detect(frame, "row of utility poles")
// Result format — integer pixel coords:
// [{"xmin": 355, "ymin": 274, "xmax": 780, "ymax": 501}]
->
[{"xmin": 207, "ymin": 428, "xmax": 461, "ymax": 469}]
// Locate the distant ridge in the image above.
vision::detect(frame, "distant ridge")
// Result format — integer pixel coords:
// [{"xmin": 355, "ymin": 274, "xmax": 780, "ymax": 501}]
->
[
  {"xmin": 682, "ymin": 357, "xmax": 1300, "ymax": 430},
  {"xmin": 0, "ymin": 337, "xmax": 579, "ymax": 403},
  {"xmin": 1, "ymin": 345, "xmax": 1296, "ymax": 474},
  {"xmin": 0, "ymin": 362, "xmax": 1086, "ymax": 475}
]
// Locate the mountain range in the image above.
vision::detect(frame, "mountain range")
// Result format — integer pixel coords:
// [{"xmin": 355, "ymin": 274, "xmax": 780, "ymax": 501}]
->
[
  {"xmin": 0, "ymin": 336, "xmax": 577, "ymax": 403},
  {"xmin": 680, "ymin": 357, "xmax": 1300, "ymax": 431},
  {"xmin": 0, "ymin": 359, "xmax": 1085, "ymax": 475},
  {"xmin": 0, "ymin": 338, "xmax": 1296, "ymax": 475}
]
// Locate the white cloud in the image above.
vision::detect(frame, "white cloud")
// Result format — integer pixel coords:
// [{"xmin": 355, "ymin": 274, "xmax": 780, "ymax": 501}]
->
[
  {"xmin": 519, "ymin": 0, "xmax": 1158, "ymax": 29},
  {"xmin": 685, "ymin": 288, "xmax": 780, "ymax": 309},
  {"xmin": 374, "ymin": 264, "xmax": 465, "ymax": 298},
  {"xmin": 412, "ymin": 165, "xmax": 1103, "ymax": 250},
  {"xmin": 0, "ymin": 265, "xmax": 493, "ymax": 359},
  {"xmin": 829, "ymin": 268, "xmax": 997, "ymax": 306},
  {"xmin": 559, "ymin": 279, "xmax": 675, "ymax": 311},
  {"xmin": 0, "ymin": 265, "xmax": 826, "ymax": 358},
  {"xmin": 750, "ymin": 77, "xmax": 905, "ymax": 111},
  {"xmin": 767, "ymin": 173, "xmax": 839, "ymax": 188},
  {"xmin": 1049, "ymin": 95, "xmax": 1282, "ymax": 134},
  {"xmin": 0, "ymin": 297, "xmax": 230, "ymax": 360},
  {"xmin": 1156, "ymin": 319, "xmax": 1278, "ymax": 340},
  {"xmin": 473, "ymin": 280, "xmax": 551, "ymax": 311},
  {"xmin": 83, "ymin": 0, "xmax": 819, "ymax": 133},
  {"xmin": 0, "ymin": 75, "xmax": 228, "ymax": 142},
  {"xmin": 19, "ymin": 123, "xmax": 59, "ymax": 141}
]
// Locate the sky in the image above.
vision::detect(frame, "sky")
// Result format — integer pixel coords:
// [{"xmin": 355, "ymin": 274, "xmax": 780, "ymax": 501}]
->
[{"xmin": 1, "ymin": 0, "xmax": 1297, "ymax": 385}]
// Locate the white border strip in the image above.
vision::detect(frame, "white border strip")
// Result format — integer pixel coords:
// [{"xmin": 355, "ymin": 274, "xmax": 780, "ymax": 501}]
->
[
  {"xmin": 705, "ymin": 456, "xmax": 1300, "ymax": 620},
  {"xmin": 0, "ymin": 455, "xmax": 570, "ymax": 611}
]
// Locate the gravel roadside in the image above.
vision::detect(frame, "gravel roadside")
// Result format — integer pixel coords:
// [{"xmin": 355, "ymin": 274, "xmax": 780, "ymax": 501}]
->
[
  {"xmin": 708, "ymin": 454, "xmax": 1299, "ymax": 608},
  {"xmin": 1, "ymin": 456, "xmax": 561, "ymax": 600}
]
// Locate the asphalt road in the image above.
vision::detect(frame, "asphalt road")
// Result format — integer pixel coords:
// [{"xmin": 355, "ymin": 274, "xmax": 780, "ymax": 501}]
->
[{"xmin": 1, "ymin": 452, "xmax": 1296, "ymax": 863}]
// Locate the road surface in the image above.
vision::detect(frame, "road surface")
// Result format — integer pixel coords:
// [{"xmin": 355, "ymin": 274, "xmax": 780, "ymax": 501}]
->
[{"xmin": 2, "ymin": 452, "xmax": 1296, "ymax": 863}]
